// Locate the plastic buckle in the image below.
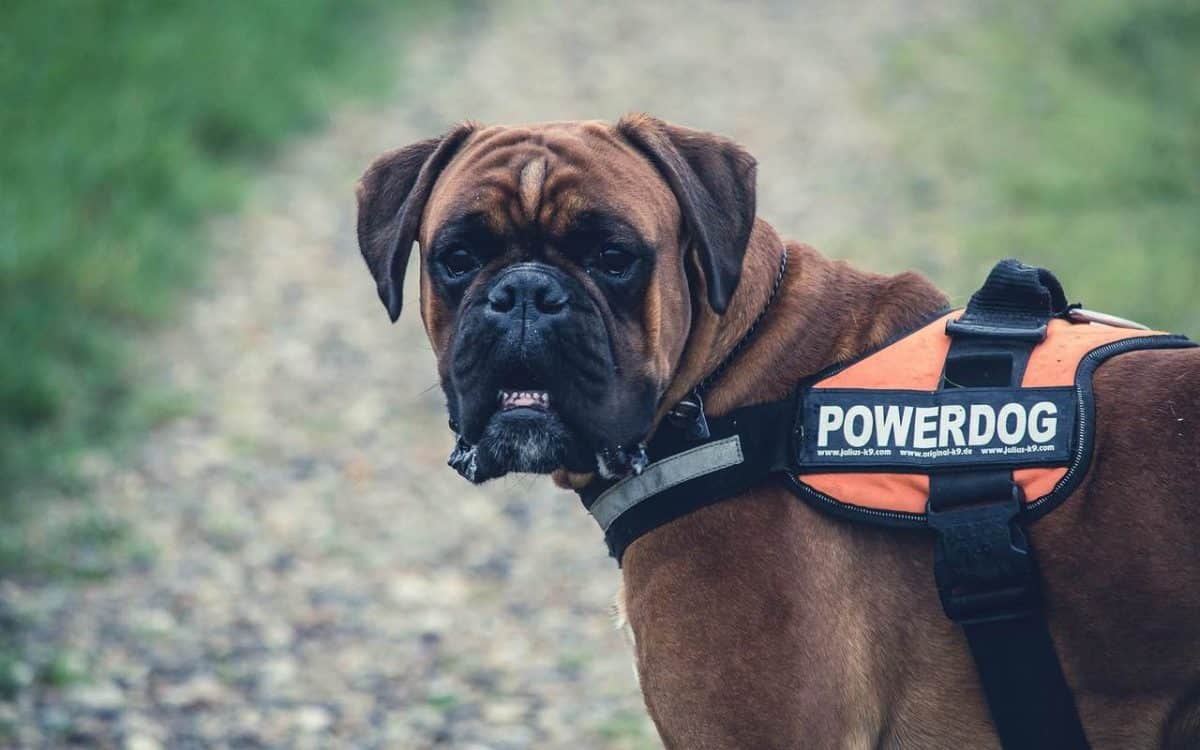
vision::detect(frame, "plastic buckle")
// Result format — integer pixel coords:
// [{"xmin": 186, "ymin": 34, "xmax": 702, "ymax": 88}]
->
[{"xmin": 927, "ymin": 484, "xmax": 1040, "ymax": 626}]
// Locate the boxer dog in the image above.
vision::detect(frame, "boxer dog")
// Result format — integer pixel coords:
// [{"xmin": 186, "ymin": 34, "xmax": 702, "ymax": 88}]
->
[{"xmin": 355, "ymin": 116, "xmax": 1200, "ymax": 748}]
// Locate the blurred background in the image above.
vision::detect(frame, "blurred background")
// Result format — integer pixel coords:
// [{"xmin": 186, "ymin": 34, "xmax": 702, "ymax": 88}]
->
[{"xmin": 0, "ymin": 0, "xmax": 1195, "ymax": 747}]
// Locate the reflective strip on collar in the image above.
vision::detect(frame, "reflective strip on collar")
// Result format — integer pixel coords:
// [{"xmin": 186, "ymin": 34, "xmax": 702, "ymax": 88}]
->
[{"xmin": 589, "ymin": 436, "xmax": 744, "ymax": 532}]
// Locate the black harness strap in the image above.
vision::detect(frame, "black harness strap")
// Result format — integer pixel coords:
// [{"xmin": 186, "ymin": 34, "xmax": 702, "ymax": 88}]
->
[{"xmin": 930, "ymin": 260, "xmax": 1090, "ymax": 749}]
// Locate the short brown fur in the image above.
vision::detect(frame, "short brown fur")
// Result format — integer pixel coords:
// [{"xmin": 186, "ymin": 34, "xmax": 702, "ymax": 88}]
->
[{"xmin": 356, "ymin": 117, "xmax": 1200, "ymax": 749}]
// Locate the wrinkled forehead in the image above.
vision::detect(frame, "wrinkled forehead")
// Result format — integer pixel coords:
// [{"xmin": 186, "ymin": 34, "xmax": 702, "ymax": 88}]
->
[{"xmin": 420, "ymin": 121, "xmax": 680, "ymax": 249}]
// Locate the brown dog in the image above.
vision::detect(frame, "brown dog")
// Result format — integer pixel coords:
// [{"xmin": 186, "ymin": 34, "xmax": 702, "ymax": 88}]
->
[{"xmin": 355, "ymin": 116, "xmax": 1200, "ymax": 748}]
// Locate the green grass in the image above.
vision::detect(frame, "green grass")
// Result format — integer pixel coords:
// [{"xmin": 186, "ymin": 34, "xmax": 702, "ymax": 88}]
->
[
  {"xmin": 0, "ymin": 0, "xmax": 425, "ymax": 495},
  {"xmin": 878, "ymin": 0, "xmax": 1199, "ymax": 333},
  {"xmin": 0, "ymin": 0, "xmax": 434, "ymax": 701}
]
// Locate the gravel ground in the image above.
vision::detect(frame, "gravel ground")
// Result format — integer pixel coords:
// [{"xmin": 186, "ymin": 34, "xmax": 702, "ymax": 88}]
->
[{"xmin": 2, "ymin": 2, "xmax": 959, "ymax": 747}]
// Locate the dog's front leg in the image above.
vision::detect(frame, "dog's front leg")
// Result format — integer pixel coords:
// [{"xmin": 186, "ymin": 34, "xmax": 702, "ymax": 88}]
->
[{"xmin": 620, "ymin": 485, "xmax": 1003, "ymax": 749}]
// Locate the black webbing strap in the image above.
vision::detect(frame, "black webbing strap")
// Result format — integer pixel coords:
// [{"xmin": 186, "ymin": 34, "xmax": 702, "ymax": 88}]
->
[{"xmin": 929, "ymin": 259, "xmax": 1090, "ymax": 749}]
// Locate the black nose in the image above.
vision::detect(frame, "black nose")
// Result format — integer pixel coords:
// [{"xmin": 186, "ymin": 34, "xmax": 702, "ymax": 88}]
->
[{"xmin": 486, "ymin": 266, "xmax": 569, "ymax": 318}]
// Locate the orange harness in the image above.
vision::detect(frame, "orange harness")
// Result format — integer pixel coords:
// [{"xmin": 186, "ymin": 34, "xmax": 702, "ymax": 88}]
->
[
  {"xmin": 792, "ymin": 310, "xmax": 1171, "ymax": 522},
  {"xmin": 580, "ymin": 259, "xmax": 1195, "ymax": 749}
]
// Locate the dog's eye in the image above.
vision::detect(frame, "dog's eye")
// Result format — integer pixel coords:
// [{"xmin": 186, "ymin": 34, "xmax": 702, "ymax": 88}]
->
[
  {"xmin": 596, "ymin": 246, "xmax": 635, "ymax": 277},
  {"xmin": 441, "ymin": 247, "xmax": 481, "ymax": 277}
]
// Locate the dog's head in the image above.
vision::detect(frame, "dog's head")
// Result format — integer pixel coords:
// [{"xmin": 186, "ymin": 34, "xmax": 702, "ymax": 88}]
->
[{"xmin": 355, "ymin": 115, "xmax": 756, "ymax": 483}]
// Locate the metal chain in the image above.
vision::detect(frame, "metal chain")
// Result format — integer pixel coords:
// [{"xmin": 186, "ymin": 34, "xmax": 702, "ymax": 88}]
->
[{"xmin": 693, "ymin": 246, "xmax": 789, "ymax": 398}]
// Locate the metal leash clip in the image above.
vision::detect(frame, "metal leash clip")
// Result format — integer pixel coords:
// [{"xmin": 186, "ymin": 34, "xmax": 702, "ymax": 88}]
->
[{"xmin": 667, "ymin": 390, "xmax": 711, "ymax": 441}]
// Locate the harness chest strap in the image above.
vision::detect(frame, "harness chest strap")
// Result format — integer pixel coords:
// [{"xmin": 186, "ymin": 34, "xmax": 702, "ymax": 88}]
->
[
  {"xmin": 577, "ymin": 259, "xmax": 1196, "ymax": 749},
  {"xmin": 925, "ymin": 260, "xmax": 1088, "ymax": 750}
]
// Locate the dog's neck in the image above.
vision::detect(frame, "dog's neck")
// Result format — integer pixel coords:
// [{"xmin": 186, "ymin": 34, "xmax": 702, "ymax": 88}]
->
[
  {"xmin": 663, "ymin": 219, "xmax": 948, "ymax": 420},
  {"xmin": 556, "ymin": 223, "xmax": 946, "ymax": 491}
]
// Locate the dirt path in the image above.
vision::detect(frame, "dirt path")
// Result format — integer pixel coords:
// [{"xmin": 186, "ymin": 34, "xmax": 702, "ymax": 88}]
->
[{"xmin": 3, "ymin": 2, "xmax": 956, "ymax": 747}]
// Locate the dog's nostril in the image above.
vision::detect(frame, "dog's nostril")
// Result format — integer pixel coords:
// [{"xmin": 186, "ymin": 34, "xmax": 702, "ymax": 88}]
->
[
  {"xmin": 487, "ymin": 284, "xmax": 516, "ymax": 313},
  {"xmin": 535, "ymin": 287, "xmax": 568, "ymax": 314}
]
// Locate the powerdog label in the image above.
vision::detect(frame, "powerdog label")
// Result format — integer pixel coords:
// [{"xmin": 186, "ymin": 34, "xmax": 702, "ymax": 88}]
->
[{"xmin": 797, "ymin": 387, "xmax": 1077, "ymax": 471}]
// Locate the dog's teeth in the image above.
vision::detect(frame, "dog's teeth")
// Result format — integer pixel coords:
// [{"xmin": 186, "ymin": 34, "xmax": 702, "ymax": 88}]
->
[{"xmin": 496, "ymin": 388, "xmax": 551, "ymax": 410}]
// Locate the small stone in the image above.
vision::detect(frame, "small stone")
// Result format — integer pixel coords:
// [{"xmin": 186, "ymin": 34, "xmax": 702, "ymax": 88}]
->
[
  {"xmin": 159, "ymin": 675, "xmax": 226, "ymax": 709},
  {"xmin": 257, "ymin": 657, "xmax": 298, "ymax": 698},
  {"xmin": 64, "ymin": 715, "xmax": 109, "ymax": 744},
  {"xmin": 293, "ymin": 705, "xmax": 332, "ymax": 733},
  {"xmin": 65, "ymin": 681, "xmax": 125, "ymax": 715},
  {"xmin": 132, "ymin": 608, "xmax": 176, "ymax": 637},
  {"xmin": 41, "ymin": 705, "xmax": 70, "ymax": 732},
  {"xmin": 124, "ymin": 733, "xmax": 163, "ymax": 750},
  {"xmin": 260, "ymin": 621, "xmax": 294, "ymax": 649},
  {"xmin": 406, "ymin": 704, "xmax": 446, "ymax": 730},
  {"xmin": 482, "ymin": 700, "xmax": 527, "ymax": 724},
  {"xmin": 491, "ymin": 723, "xmax": 537, "ymax": 746}
]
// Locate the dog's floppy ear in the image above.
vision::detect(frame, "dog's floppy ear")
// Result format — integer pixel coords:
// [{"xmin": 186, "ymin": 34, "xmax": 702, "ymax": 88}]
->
[
  {"xmin": 617, "ymin": 114, "xmax": 757, "ymax": 314},
  {"xmin": 355, "ymin": 123, "xmax": 475, "ymax": 322}
]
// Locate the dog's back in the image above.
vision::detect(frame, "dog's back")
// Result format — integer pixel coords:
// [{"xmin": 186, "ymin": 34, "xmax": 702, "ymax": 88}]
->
[{"xmin": 1036, "ymin": 345, "xmax": 1200, "ymax": 747}]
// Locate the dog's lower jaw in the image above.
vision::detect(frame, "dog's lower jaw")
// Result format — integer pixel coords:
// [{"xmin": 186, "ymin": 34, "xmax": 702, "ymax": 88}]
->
[
  {"xmin": 447, "ymin": 430, "xmax": 565, "ymax": 483},
  {"xmin": 448, "ymin": 429, "xmax": 648, "ymax": 484},
  {"xmin": 447, "ymin": 407, "xmax": 603, "ymax": 483}
]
